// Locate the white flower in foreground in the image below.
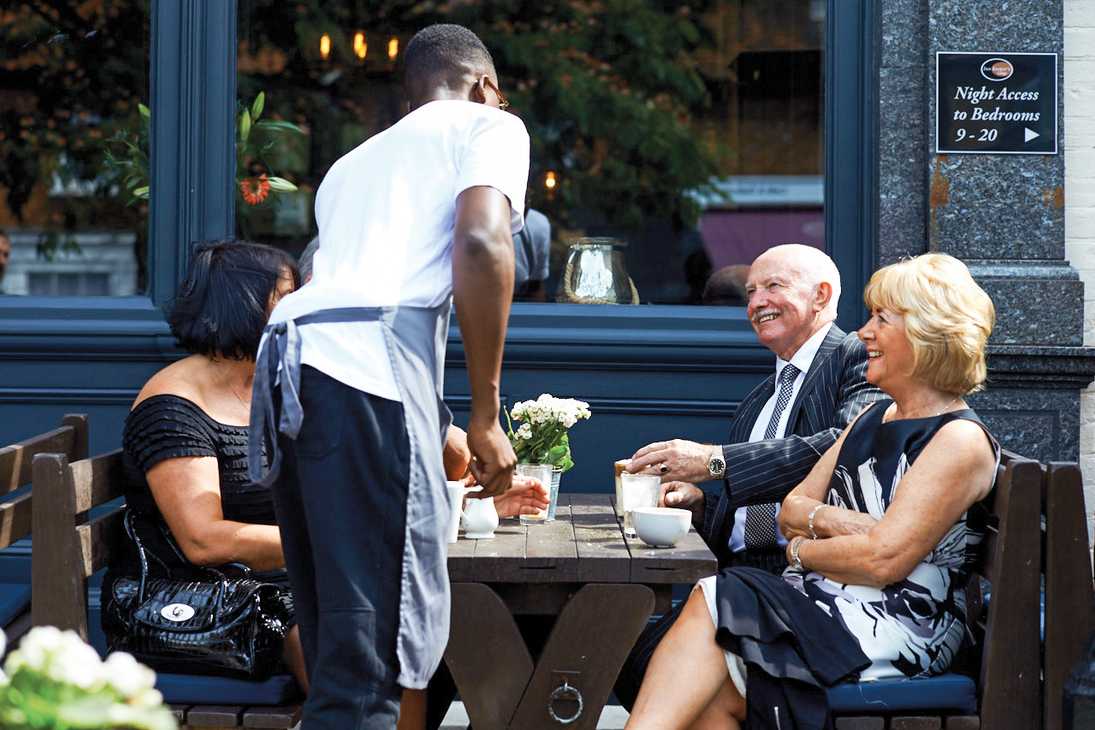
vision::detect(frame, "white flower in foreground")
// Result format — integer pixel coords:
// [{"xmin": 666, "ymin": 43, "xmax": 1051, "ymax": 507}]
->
[
  {"xmin": 104, "ymin": 651, "xmax": 157, "ymax": 698},
  {"xmin": 47, "ymin": 631, "xmax": 105, "ymax": 690}
]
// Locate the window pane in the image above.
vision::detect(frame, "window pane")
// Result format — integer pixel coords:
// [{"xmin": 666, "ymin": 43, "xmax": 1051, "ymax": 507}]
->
[
  {"xmin": 0, "ymin": 1, "xmax": 150, "ymax": 297},
  {"xmin": 236, "ymin": 1, "xmax": 823, "ymax": 305}
]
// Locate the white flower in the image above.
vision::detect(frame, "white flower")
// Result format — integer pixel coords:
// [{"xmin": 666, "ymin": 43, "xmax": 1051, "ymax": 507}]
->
[
  {"xmin": 104, "ymin": 651, "xmax": 157, "ymax": 698},
  {"xmin": 47, "ymin": 633, "xmax": 104, "ymax": 690}
]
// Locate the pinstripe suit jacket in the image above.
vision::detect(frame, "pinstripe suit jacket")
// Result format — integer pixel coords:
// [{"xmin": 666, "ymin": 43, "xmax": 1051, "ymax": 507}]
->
[{"xmin": 700, "ymin": 324, "xmax": 883, "ymax": 567}]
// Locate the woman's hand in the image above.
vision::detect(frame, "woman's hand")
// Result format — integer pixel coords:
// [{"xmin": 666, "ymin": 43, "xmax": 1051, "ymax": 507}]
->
[
  {"xmin": 492, "ymin": 475, "xmax": 550, "ymax": 518},
  {"xmin": 444, "ymin": 424, "xmax": 473, "ymax": 481}
]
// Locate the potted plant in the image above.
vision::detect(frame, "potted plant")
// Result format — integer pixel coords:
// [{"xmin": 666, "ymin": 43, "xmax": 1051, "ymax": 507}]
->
[{"xmin": 506, "ymin": 394, "xmax": 592, "ymax": 517}]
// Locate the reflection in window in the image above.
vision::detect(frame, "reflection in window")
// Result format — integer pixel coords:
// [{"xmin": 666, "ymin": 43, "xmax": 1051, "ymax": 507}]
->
[
  {"xmin": 0, "ymin": 1, "xmax": 150, "ymax": 296},
  {"xmin": 237, "ymin": 1, "xmax": 823, "ymax": 305}
]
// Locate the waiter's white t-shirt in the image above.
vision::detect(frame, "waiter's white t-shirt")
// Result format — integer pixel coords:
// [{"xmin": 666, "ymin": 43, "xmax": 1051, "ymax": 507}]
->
[{"xmin": 267, "ymin": 100, "xmax": 531, "ymax": 400}]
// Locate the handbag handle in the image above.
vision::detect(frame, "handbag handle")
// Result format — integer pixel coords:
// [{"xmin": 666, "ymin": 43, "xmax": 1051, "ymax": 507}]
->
[{"xmin": 123, "ymin": 509, "xmax": 231, "ymax": 621}]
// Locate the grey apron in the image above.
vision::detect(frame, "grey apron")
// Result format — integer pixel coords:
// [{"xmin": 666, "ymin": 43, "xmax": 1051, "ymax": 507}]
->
[{"xmin": 249, "ymin": 303, "xmax": 454, "ymax": 688}]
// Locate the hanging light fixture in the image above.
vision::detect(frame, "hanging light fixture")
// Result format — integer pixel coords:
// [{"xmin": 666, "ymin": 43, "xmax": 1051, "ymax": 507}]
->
[
  {"xmin": 388, "ymin": 37, "xmax": 399, "ymax": 61},
  {"xmin": 545, "ymin": 171, "xmax": 558, "ymax": 191},
  {"xmin": 319, "ymin": 33, "xmax": 331, "ymax": 61},
  {"xmin": 353, "ymin": 31, "xmax": 367, "ymax": 60}
]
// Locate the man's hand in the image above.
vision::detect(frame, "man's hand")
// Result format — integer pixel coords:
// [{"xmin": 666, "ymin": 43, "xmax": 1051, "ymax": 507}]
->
[
  {"xmin": 628, "ymin": 439, "xmax": 717, "ymax": 483},
  {"xmin": 443, "ymin": 425, "xmax": 472, "ymax": 481},
  {"xmin": 494, "ymin": 475, "xmax": 550, "ymax": 518},
  {"xmin": 466, "ymin": 418, "xmax": 516, "ymax": 497},
  {"xmin": 658, "ymin": 481, "xmax": 705, "ymax": 524}
]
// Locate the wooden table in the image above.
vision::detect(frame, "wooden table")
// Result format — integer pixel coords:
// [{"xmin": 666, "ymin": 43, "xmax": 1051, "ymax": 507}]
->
[{"xmin": 444, "ymin": 493, "xmax": 716, "ymax": 730}]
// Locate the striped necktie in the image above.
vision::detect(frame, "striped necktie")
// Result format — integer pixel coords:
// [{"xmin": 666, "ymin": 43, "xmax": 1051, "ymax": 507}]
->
[{"xmin": 743, "ymin": 363, "xmax": 800, "ymax": 549}]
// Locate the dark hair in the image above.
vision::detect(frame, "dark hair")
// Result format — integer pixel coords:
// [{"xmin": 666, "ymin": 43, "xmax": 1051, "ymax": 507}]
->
[
  {"xmin": 168, "ymin": 240, "xmax": 299, "ymax": 360},
  {"xmin": 404, "ymin": 24, "xmax": 495, "ymax": 93}
]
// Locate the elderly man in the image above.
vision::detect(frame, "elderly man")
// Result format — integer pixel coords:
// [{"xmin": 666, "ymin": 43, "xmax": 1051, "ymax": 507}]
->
[{"xmin": 614, "ymin": 243, "xmax": 882, "ymax": 710}]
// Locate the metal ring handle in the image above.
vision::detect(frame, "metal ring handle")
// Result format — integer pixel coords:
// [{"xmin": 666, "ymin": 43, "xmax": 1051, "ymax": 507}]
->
[{"xmin": 547, "ymin": 681, "xmax": 583, "ymax": 725}]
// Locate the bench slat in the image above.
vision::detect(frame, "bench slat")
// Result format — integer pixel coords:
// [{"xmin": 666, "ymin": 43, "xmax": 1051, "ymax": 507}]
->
[
  {"xmin": 78, "ymin": 507, "xmax": 124, "ymax": 577},
  {"xmin": 241, "ymin": 704, "xmax": 302, "ymax": 728},
  {"xmin": 891, "ymin": 718, "xmax": 942, "ymax": 730},
  {"xmin": 0, "ymin": 426, "xmax": 75, "ymax": 495},
  {"xmin": 71, "ymin": 449, "xmax": 125, "ymax": 515},
  {"xmin": 0, "ymin": 492, "xmax": 32, "ymax": 550},
  {"xmin": 944, "ymin": 717, "xmax": 980, "ymax": 730},
  {"xmin": 834, "ymin": 719, "xmax": 884, "ymax": 730},
  {"xmin": 185, "ymin": 705, "xmax": 243, "ymax": 727}
]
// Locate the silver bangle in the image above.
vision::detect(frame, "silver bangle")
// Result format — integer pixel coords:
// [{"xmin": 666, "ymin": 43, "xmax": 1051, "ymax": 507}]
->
[
  {"xmin": 789, "ymin": 536, "xmax": 806, "ymax": 571},
  {"xmin": 807, "ymin": 503, "xmax": 825, "ymax": 540}
]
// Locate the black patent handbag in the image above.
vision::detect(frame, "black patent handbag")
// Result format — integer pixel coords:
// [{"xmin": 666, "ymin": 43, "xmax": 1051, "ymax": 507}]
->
[{"xmin": 104, "ymin": 510, "xmax": 293, "ymax": 679}]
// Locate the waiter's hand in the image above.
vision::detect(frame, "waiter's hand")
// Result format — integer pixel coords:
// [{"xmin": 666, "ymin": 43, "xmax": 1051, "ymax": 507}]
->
[
  {"xmin": 443, "ymin": 425, "xmax": 473, "ymax": 481},
  {"xmin": 467, "ymin": 418, "xmax": 516, "ymax": 497},
  {"xmin": 628, "ymin": 439, "xmax": 714, "ymax": 483}
]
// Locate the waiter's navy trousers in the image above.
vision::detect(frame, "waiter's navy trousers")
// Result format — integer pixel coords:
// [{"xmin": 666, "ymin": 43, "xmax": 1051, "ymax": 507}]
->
[{"xmin": 272, "ymin": 366, "xmax": 410, "ymax": 729}]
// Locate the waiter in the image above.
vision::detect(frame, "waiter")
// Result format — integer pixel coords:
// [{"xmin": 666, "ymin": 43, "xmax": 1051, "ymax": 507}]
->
[{"xmin": 250, "ymin": 24, "xmax": 529, "ymax": 729}]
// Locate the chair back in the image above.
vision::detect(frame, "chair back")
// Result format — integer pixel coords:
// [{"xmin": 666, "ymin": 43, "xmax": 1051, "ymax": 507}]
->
[
  {"xmin": 0, "ymin": 415, "xmax": 88, "ymax": 549},
  {"xmin": 968, "ymin": 450, "xmax": 1042, "ymax": 730},
  {"xmin": 31, "ymin": 449, "xmax": 124, "ymax": 639}
]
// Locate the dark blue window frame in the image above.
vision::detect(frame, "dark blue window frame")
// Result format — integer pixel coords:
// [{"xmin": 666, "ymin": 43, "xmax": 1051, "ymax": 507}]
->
[{"xmin": 0, "ymin": 0, "xmax": 876, "ymax": 364}]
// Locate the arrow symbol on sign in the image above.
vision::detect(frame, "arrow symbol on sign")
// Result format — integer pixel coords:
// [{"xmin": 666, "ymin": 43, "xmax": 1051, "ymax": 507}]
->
[{"xmin": 1024, "ymin": 127, "xmax": 1040, "ymax": 143}]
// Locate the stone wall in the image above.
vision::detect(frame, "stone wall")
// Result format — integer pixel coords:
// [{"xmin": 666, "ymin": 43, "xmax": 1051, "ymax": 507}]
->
[
  {"xmin": 879, "ymin": 0, "xmax": 1095, "ymax": 529},
  {"xmin": 1065, "ymin": 0, "xmax": 1095, "ymax": 540}
]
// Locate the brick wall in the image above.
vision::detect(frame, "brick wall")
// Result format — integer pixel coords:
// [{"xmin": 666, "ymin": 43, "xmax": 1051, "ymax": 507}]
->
[{"xmin": 1065, "ymin": 0, "xmax": 1095, "ymax": 540}]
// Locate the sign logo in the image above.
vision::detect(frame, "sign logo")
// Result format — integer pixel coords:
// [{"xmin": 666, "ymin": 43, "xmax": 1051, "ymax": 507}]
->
[
  {"xmin": 980, "ymin": 58, "xmax": 1014, "ymax": 81},
  {"xmin": 160, "ymin": 603, "xmax": 195, "ymax": 622}
]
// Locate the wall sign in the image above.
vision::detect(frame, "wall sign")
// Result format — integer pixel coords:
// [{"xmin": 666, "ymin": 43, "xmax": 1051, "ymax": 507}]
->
[{"xmin": 936, "ymin": 51, "xmax": 1057, "ymax": 155}]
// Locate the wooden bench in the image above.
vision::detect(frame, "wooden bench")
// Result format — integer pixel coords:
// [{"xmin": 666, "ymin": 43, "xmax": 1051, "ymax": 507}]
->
[
  {"xmin": 31, "ymin": 448, "xmax": 302, "ymax": 730},
  {"xmin": 1042, "ymin": 461, "xmax": 1094, "ymax": 730},
  {"xmin": 0, "ymin": 414, "xmax": 87, "ymax": 644},
  {"xmin": 830, "ymin": 451, "xmax": 1044, "ymax": 730}
]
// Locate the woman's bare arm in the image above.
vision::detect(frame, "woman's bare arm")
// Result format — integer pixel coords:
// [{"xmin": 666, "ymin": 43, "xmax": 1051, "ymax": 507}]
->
[
  {"xmin": 792, "ymin": 419, "xmax": 996, "ymax": 587},
  {"xmin": 779, "ymin": 406, "xmax": 880, "ymax": 539},
  {"xmin": 147, "ymin": 456, "xmax": 284, "ymax": 571}
]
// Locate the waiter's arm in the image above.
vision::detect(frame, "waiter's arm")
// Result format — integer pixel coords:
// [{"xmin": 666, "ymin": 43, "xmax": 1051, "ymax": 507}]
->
[{"xmin": 452, "ymin": 186, "xmax": 517, "ymax": 497}]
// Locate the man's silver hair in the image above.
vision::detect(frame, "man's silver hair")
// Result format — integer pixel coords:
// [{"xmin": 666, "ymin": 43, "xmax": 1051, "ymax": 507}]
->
[{"xmin": 763, "ymin": 243, "xmax": 841, "ymax": 318}]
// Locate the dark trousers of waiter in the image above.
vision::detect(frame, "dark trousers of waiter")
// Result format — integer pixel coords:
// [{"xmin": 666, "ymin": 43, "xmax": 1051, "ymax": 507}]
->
[{"xmin": 272, "ymin": 366, "xmax": 411, "ymax": 729}]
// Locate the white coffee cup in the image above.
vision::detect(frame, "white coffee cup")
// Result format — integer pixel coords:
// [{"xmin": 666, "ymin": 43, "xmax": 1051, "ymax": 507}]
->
[{"xmin": 445, "ymin": 481, "xmax": 464, "ymax": 544}]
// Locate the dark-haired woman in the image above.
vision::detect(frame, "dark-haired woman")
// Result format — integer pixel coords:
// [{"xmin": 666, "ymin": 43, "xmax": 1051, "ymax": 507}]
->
[{"xmin": 103, "ymin": 240, "xmax": 310, "ymax": 690}]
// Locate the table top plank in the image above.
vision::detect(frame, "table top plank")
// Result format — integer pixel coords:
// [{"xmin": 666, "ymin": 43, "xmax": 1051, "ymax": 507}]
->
[
  {"xmin": 522, "ymin": 502, "xmax": 579, "ymax": 581},
  {"xmin": 611, "ymin": 495, "xmax": 717, "ymax": 584},
  {"xmin": 568, "ymin": 493, "xmax": 632, "ymax": 582},
  {"xmin": 446, "ymin": 492, "xmax": 716, "ymax": 586},
  {"xmin": 466, "ymin": 520, "xmax": 528, "ymax": 582}
]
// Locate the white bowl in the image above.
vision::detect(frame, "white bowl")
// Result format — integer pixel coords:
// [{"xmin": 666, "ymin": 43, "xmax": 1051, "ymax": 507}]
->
[{"xmin": 632, "ymin": 507, "xmax": 692, "ymax": 547}]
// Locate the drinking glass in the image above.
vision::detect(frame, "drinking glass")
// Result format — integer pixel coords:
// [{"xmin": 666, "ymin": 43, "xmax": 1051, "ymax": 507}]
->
[
  {"xmin": 516, "ymin": 463, "xmax": 554, "ymax": 525},
  {"xmin": 614, "ymin": 459, "xmax": 631, "ymax": 517},
  {"xmin": 621, "ymin": 472, "xmax": 661, "ymax": 537}
]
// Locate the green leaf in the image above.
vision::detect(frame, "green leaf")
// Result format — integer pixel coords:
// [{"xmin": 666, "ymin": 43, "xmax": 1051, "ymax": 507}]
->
[
  {"xmin": 251, "ymin": 91, "xmax": 265, "ymax": 120},
  {"xmin": 254, "ymin": 119, "xmax": 304, "ymax": 135},
  {"xmin": 138, "ymin": 103, "xmax": 151, "ymax": 119},
  {"xmin": 132, "ymin": 185, "xmax": 149, "ymax": 199},
  {"xmin": 266, "ymin": 176, "xmax": 297, "ymax": 192},
  {"xmin": 240, "ymin": 109, "xmax": 252, "ymax": 143}
]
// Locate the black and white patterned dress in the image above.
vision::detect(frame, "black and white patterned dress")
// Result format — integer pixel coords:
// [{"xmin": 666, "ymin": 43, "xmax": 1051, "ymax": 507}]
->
[
  {"xmin": 788, "ymin": 398, "xmax": 999, "ymax": 679},
  {"xmin": 700, "ymin": 397, "xmax": 999, "ymax": 700}
]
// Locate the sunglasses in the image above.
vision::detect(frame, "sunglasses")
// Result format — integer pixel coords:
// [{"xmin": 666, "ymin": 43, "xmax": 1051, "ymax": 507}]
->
[{"xmin": 483, "ymin": 77, "xmax": 510, "ymax": 111}]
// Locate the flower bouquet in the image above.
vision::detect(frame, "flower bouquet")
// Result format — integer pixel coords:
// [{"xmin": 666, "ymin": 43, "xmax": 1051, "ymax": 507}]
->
[
  {"xmin": 505, "ymin": 394, "xmax": 592, "ymax": 472},
  {"xmin": 0, "ymin": 626, "xmax": 175, "ymax": 730}
]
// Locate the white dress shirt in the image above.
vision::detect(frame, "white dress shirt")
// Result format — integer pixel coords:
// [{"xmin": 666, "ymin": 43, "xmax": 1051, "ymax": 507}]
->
[
  {"xmin": 730, "ymin": 322, "xmax": 834, "ymax": 552},
  {"xmin": 267, "ymin": 100, "xmax": 531, "ymax": 400}
]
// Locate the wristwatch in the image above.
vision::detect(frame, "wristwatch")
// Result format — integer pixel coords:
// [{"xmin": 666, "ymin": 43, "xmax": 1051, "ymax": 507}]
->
[{"xmin": 707, "ymin": 447, "xmax": 726, "ymax": 479}]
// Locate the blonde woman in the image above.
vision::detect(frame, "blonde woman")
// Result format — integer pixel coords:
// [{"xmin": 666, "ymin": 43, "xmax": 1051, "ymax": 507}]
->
[{"xmin": 626, "ymin": 254, "xmax": 999, "ymax": 730}]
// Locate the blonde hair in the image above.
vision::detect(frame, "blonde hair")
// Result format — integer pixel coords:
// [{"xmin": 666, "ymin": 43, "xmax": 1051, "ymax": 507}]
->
[{"xmin": 863, "ymin": 253, "xmax": 995, "ymax": 395}]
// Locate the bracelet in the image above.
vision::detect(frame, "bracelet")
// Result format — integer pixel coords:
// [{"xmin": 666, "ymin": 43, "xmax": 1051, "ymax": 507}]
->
[
  {"xmin": 807, "ymin": 503, "xmax": 825, "ymax": 540},
  {"xmin": 789, "ymin": 536, "xmax": 806, "ymax": 572}
]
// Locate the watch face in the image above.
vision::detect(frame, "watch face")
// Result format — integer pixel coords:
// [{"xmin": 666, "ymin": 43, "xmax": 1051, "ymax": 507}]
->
[{"xmin": 709, "ymin": 455, "xmax": 726, "ymax": 476}]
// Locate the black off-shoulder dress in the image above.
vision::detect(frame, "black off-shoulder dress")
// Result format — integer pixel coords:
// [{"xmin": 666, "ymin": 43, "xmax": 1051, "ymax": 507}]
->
[{"xmin": 102, "ymin": 394, "xmax": 294, "ymax": 643}]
